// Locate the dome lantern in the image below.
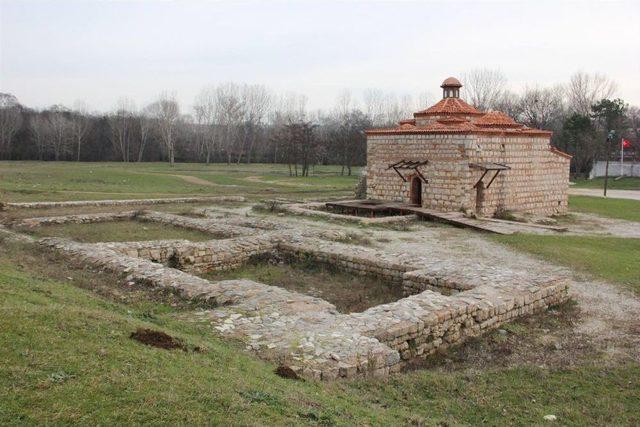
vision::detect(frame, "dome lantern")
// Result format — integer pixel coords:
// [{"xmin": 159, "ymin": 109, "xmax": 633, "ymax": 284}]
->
[{"xmin": 441, "ymin": 77, "xmax": 462, "ymax": 99}]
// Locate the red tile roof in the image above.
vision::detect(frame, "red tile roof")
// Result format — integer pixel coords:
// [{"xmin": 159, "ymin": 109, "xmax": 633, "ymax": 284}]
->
[
  {"xmin": 414, "ymin": 97, "xmax": 482, "ymax": 117},
  {"xmin": 550, "ymin": 146, "xmax": 573, "ymax": 159},
  {"xmin": 474, "ymin": 111, "xmax": 523, "ymax": 128},
  {"xmin": 366, "ymin": 112, "xmax": 553, "ymax": 136},
  {"xmin": 398, "ymin": 118, "xmax": 416, "ymax": 125}
]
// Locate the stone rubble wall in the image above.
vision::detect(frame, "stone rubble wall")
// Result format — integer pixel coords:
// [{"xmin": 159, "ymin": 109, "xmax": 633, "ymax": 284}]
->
[
  {"xmin": 99, "ymin": 240, "xmax": 190, "ymax": 264},
  {"xmin": 11, "ymin": 208, "xmax": 572, "ymax": 381},
  {"xmin": 277, "ymin": 238, "xmax": 424, "ymax": 284},
  {"xmin": 6, "ymin": 196, "xmax": 246, "ymax": 210},
  {"xmin": 349, "ymin": 279, "xmax": 569, "ymax": 362},
  {"xmin": 136, "ymin": 211, "xmax": 254, "ymax": 238},
  {"xmin": 172, "ymin": 235, "xmax": 279, "ymax": 273},
  {"xmin": 0, "ymin": 225, "xmax": 36, "ymax": 243},
  {"xmin": 35, "ymin": 236, "xmax": 395, "ymax": 379},
  {"xmin": 14, "ymin": 211, "xmax": 137, "ymax": 228}
]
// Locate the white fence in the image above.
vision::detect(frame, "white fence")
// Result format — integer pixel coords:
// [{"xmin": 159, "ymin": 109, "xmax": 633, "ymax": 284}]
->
[{"xmin": 589, "ymin": 161, "xmax": 640, "ymax": 178}]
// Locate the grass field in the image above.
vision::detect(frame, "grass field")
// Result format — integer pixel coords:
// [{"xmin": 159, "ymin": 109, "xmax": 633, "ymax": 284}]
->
[
  {"xmin": 494, "ymin": 235, "xmax": 640, "ymax": 294},
  {"xmin": 0, "ymin": 162, "xmax": 361, "ymax": 202},
  {"xmin": 21, "ymin": 220, "xmax": 215, "ymax": 243},
  {"xmin": 572, "ymin": 176, "xmax": 640, "ymax": 191},
  {"xmin": 569, "ymin": 195, "xmax": 640, "ymax": 222},
  {"xmin": 2, "ymin": 161, "xmax": 640, "ymax": 425},
  {"xmin": 1, "ymin": 242, "xmax": 638, "ymax": 425}
]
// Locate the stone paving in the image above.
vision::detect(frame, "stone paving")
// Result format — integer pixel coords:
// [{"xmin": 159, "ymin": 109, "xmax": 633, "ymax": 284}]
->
[{"xmin": 4, "ymin": 203, "xmax": 571, "ymax": 380}]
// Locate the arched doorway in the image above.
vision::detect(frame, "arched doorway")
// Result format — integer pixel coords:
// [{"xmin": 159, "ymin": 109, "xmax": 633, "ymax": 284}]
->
[{"xmin": 410, "ymin": 176, "xmax": 422, "ymax": 206}]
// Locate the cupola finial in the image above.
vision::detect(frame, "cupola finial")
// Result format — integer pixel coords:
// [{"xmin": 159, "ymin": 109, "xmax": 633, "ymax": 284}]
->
[{"xmin": 441, "ymin": 77, "xmax": 462, "ymax": 99}]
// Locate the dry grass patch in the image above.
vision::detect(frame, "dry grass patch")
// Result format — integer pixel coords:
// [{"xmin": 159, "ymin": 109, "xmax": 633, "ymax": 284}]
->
[{"xmin": 201, "ymin": 256, "xmax": 404, "ymax": 313}]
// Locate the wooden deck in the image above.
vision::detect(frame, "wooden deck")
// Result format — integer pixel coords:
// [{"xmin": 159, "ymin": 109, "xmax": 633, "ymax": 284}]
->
[{"xmin": 324, "ymin": 200, "xmax": 567, "ymax": 235}]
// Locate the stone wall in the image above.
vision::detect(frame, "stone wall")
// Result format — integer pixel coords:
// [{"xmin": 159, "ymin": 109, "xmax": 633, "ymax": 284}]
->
[
  {"xmin": 15, "ymin": 211, "xmax": 136, "ymax": 228},
  {"xmin": 469, "ymin": 136, "xmax": 570, "ymax": 216},
  {"xmin": 366, "ymin": 133, "xmax": 570, "ymax": 216},
  {"xmin": 350, "ymin": 278, "xmax": 569, "ymax": 363},
  {"xmin": 16, "ymin": 209, "xmax": 571, "ymax": 381},
  {"xmin": 367, "ymin": 134, "xmax": 473, "ymax": 211},
  {"xmin": 5, "ymin": 195, "xmax": 246, "ymax": 210},
  {"xmin": 100, "ymin": 240, "xmax": 189, "ymax": 264}
]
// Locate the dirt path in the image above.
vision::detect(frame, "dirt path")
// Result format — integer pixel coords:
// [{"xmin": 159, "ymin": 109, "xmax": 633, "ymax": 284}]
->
[
  {"xmin": 244, "ymin": 175, "xmax": 313, "ymax": 187},
  {"xmin": 562, "ymin": 213, "xmax": 640, "ymax": 238},
  {"xmin": 132, "ymin": 171, "xmax": 238, "ymax": 188},
  {"xmin": 168, "ymin": 174, "xmax": 219, "ymax": 187},
  {"xmin": 570, "ymin": 188, "xmax": 640, "ymax": 201}
]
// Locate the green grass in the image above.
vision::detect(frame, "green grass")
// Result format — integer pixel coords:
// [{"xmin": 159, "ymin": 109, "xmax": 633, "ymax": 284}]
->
[
  {"xmin": 569, "ymin": 195, "xmax": 640, "ymax": 222},
  {"xmin": 494, "ymin": 235, "xmax": 640, "ymax": 294},
  {"xmin": 0, "ymin": 162, "xmax": 361, "ymax": 203},
  {"xmin": 1, "ymin": 243, "xmax": 638, "ymax": 425},
  {"xmin": 572, "ymin": 176, "xmax": 640, "ymax": 191},
  {"xmin": 22, "ymin": 220, "xmax": 215, "ymax": 243}
]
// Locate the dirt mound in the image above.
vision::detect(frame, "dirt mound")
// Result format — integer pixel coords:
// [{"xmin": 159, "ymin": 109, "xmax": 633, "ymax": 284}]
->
[
  {"xmin": 275, "ymin": 365, "xmax": 301, "ymax": 380},
  {"xmin": 130, "ymin": 328, "xmax": 186, "ymax": 351}
]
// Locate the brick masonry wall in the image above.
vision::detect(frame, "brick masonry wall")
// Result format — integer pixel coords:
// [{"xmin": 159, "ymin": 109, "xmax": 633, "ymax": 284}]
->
[
  {"xmin": 367, "ymin": 134, "xmax": 473, "ymax": 212},
  {"xmin": 366, "ymin": 133, "xmax": 570, "ymax": 216}
]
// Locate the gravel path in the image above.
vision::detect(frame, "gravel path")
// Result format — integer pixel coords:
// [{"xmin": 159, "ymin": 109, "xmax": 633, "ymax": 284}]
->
[{"xmin": 570, "ymin": 188, "xmax": 640, "ymax": 201}]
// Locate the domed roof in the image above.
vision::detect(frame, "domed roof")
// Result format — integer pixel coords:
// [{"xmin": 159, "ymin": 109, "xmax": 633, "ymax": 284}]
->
[
  {"xmin": 474, "ymin": 111, "xmax": 523, "ymax": 128},
  {"xmin": 414, "ymin": 97, "xmax": 482, "ymax": 116},
  {"xmin": 441, "ymin": 77, "xmax": 462, "ymax": 88}
]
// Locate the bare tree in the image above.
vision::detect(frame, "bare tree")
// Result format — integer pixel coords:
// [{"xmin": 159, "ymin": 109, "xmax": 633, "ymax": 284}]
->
[
  {"xmin": 149, "ymin": 92, "xmax": 180, "ymax": 165},
  {"xmin": 0, "ymin": 93, "xmax": 23, "ymax": 159},
  {"xmin": 383, "ymin": 94, "xmax": 414, "ymax": 126},
  {"xmin": 29, "ymin": 114, "xmax": 51, "ymax": 160},
  {"xmin": 269, "ymin": 92, "xmax": 308, "ymax": 164},
  {"xmin": 518, "ymin": 85, "xmax": 565, "ymax": 130},
  {"xmin": 491, "ymin": 90, "xmax": 523, "ymax": 119},
  {"xmin": 566, "ymin": 72, "xmax": 617, "ymax": 115},
  {"xmin": 137, "ymin": 108, "xmax": 153, "ymax": 162},
  {"xmin": 628, "ymin": 106, "xmax": 640, "ymax": 142},
  {"xmin": 461, "ymin": 68, "xmax": 508, "ymax": 111},
  {"xmin": 363, "ymin": 89, "xmax": 386, "ymax": 126},
  {"xmin": 70, "ymin": 101, "xmax": 92, "ymax": 161},
  {"xmin": 193, "ymin": 88, "xmax": 215, "ymax": 163},
  {"xmin": 239, "ymin": 84, "xmax": 271, "ymax": 163},
  {"xmin": 215, "ymin": 83, "xmax": 244, "ymax": 164},
  {"xmin": 47, "ymin": 106, "xmax": 72, "ymax": 161},
  {"xmin": 107, "ymin": 98, "xmax": 135, "ymax": 162}
]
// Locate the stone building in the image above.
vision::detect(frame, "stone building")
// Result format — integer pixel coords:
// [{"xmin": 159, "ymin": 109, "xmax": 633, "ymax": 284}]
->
[{"xmin": 365, "ymin": 77, "xmax": 571, "ymax": 217}]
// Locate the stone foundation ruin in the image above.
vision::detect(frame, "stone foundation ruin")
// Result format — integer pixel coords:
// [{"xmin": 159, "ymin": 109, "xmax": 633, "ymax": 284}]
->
[{"xmin": 3, "ymin": 204, "xmax": 570, "ymax": 380}]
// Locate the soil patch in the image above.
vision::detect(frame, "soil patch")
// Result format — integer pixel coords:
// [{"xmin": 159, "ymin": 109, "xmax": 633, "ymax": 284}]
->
[
  {"xmin": 130, "ymin": 328, "xmax": 186, "ymax": 350},
  {"xmin": 275, "ymin": 365, "xmax": 301, "ymax": 380}
]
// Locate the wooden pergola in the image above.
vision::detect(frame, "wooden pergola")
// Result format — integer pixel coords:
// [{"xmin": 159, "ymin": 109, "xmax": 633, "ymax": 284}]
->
[
  {"xmin": 470, "ymin": 162, "xmax": 511, "ymax": 189},
  {"xmin": 386, "ymin": 159, "xmax": 429, "ymax": 183}
]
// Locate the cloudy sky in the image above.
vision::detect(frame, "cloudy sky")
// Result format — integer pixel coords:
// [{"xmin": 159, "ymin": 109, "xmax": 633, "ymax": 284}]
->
[{"xmin": 1, "ymin": 0, "xmax": 639, "ymax": 112}]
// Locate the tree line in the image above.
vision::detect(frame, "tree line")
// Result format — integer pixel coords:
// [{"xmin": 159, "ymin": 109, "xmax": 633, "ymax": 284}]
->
[{"xmin": 0, "ymin": 70, "xmax": 637, "ymax": 176}]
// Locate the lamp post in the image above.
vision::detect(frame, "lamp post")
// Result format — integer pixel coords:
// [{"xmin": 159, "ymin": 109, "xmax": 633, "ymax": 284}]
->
[{"xmin": 603, "ymin": 130, "xmax": 615, "ymax": 197}]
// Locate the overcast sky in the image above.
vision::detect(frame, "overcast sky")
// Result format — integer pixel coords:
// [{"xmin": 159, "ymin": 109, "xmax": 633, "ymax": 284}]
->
[{"xmin": 1, "ymin": 0, "xmax": 639, "ymax": 113}]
